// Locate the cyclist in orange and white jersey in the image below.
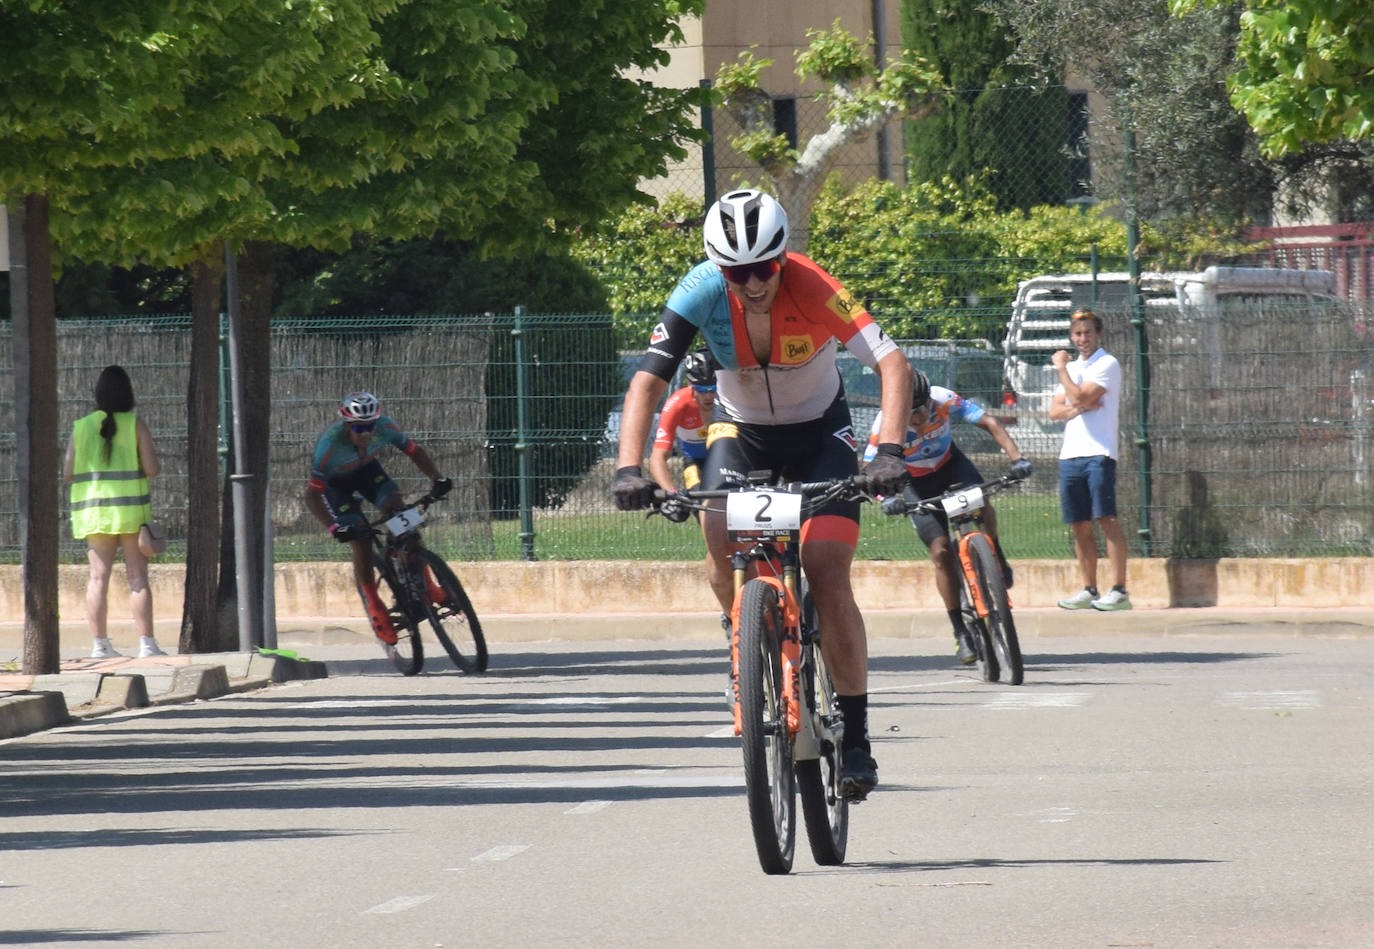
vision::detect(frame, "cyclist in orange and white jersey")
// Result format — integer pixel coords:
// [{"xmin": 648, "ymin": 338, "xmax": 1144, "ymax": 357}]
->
[{"xmin": 611, "ymin": 189, "xmax": 914, "ymax": 800}]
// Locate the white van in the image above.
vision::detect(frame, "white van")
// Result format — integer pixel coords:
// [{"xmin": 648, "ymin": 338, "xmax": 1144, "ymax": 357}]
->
[{"xmin": 998, "ymin": 266, "xmax": 1339, "ymax": 451}]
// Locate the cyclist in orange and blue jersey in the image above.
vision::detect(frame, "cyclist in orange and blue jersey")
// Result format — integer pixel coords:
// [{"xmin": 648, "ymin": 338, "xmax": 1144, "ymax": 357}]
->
[
  {"xmin": 648, "ymin": 350, "xmax": 717, "ymax": 495},
  {"xmin": 611, "ymin": 189, "xmax": 914, "ymax": 800},
  {"xmin": 303, "ymin": 391, "xmax": 451, "ymax": 649},
  {"xmin": 864, "ymin": 370, "xmax": 1031, "ymax": 664}
]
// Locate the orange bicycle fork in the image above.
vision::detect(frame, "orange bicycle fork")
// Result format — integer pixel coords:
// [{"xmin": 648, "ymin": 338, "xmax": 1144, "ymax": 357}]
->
[
  {"xmin": 957, "ymin": 532, "xmax": 1011, "ymax": 617},
  {"xmin": 728, "ymin": 550, "xmax": 803, "ymax": 738}
]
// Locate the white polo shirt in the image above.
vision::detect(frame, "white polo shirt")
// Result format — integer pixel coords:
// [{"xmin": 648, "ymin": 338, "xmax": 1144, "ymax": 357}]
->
[{"xmin": 1057, "ymin": 347, "xmax": 1121, "ymax": 460}]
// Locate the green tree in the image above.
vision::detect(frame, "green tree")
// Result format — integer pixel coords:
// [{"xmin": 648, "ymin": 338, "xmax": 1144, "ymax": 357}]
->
[
  {"xmin": 900, "ymin": 1, "xmax": 1070, "ymax": 210},
  {"xmin": 1172, "ymin": 0, "xmax": 1374, "ymax": 157},
  {"xmin": 714, "ymin": 19, "xmax": 945, "ymax": 250},
  {"xmin": 988, "ymin": 0, "xmax": 1279, "ymax": 224},
  {"xmin": 3, "ymin": 0, "xmax": 707, "ymax": 656}
]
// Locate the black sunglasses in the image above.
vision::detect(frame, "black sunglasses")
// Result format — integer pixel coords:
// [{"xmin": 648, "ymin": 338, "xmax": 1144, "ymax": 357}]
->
[
  {"xmin": 349, "ymin": 422, "xmax": 376, "ymax": 433},
  {"xmin": 721, "ymin": 256, "xmax": 782, "ymax": 284}
]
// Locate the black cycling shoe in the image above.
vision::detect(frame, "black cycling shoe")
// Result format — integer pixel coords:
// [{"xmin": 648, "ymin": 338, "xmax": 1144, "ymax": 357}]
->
[
  {"xmin": 954, "ymin": 632, "xmax": 977, "ymax": 665},
  {"xmin": 839, "ymin": 747, "xmax": 878, "ymax": 801}
]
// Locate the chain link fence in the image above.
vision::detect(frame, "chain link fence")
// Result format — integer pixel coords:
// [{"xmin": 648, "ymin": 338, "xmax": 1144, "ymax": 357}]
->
[{"xmin": 4, "ymin": 293, "xmax": 1370, "ymax": 564}]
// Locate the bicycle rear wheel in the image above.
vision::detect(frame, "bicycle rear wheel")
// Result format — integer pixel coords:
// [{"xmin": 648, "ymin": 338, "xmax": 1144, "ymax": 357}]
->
[
  {"xmin": 417, "ymin": 550, "xmax": 488, "ymax": 673},
  {"xmin": 737, "ymin": 578, "xmax": 796, "ymax": 875},
  {"xmin": 967, "ymin": 534, "xmax": 1024, "ymax": 685},
  {"xmin": 367, "ymin": 554, "xmax": 423, "ymax": 676}
]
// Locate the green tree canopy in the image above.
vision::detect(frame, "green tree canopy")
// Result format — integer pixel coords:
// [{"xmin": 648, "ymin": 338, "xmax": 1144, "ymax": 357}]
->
[{"xmin": 1172, "ymin": 0, "xmax": 1374, "ymax": 156}]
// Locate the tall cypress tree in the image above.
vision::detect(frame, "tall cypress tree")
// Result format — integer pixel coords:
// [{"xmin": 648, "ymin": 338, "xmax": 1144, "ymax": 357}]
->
[{"xmin": 902, "ymin": 0, "xmax": 1070, "ymax": 210}]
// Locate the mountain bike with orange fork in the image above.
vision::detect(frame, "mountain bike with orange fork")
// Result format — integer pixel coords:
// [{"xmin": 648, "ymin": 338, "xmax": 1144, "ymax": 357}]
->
[
  {"xmin": 653, "ymin": 473, "xmax": 873, "ymax": 874},
  {"xmin": 881, "ymin": 474, "xmax": 1027, "ymax": 685},
  {"xmin": 357, "ymin": 491, "xmax": 488, "ymax": 676}
]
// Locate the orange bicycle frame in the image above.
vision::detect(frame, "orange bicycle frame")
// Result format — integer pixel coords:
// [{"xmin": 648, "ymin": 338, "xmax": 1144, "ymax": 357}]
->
[{"xmin": 728, "ymin": 547, "xmax": 803, "ymax": 738}]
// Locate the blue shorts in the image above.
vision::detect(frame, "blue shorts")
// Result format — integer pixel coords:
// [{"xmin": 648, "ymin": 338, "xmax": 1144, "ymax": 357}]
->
[{"xmin": 1059, "ymin": 456, "xmax": 1117, "ymax": 524}]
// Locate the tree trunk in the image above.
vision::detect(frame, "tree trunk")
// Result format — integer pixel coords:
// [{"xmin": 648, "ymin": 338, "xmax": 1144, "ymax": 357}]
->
[
  {"xmin": 179, "ymin": 254, "xmax": 232, "ymax": 653},
  {"xmin": 9, "ymin": 194, "xmax": 60, "ymax": 675},
  {"xmin": 215, "ymin": 241, "xmax": 277, "ymax": 648}
]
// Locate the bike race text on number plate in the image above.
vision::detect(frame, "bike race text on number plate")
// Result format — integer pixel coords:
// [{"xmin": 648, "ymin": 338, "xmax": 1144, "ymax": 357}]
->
[{"xmin": 726, "ymin": 489, "xmax": 802, "ymax": 539}]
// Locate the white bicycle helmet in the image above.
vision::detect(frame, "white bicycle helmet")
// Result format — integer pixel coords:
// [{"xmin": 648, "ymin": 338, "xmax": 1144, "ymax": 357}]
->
[
  {"xmin": 339, "ymin": 391, "xmax": 381, "ymax": 422},
  {"xmin": 703, "ymin": 189, "xmax": 789, "ymax": 266}
]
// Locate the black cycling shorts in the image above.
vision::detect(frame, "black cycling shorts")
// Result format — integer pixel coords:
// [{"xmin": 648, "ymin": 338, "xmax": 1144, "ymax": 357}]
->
[
  {"xmin": 321, "ymin": 460, "xmax": 399, "ymax": 527},
  {"xmin": 702, "ymin": 395, "xmax": 862, "ymax": 525},
  {"xmin": 905, "ymin": 443, "xmax": 985, "ymax": 546}
]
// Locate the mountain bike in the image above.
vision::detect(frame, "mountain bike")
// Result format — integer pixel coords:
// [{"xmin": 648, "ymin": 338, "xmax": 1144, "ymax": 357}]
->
[
  {"xmin": 881, "ymin": 474, "xmax": 1027, "ymax": 685},
  {"xmin": 654, "ymin": 473, "xmax": 872, "ymax": 875},
  {"xmin": 357, "ymin": 491, "xmax": 488, "ymax": 676}
]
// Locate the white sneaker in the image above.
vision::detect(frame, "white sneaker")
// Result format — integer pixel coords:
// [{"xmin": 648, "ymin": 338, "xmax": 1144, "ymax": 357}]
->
[
  {"xmin": 138, "ymin": 638, "xmax": 167, "ymax": 658},
  {"xmin": 1092, "ymin": 588, "xmax": 1133, "ymax": 611},
  {"xmin": 90, "ymin": 638, "xmax": 123, "ymax": 659},
  {"xmin": 1057, "ymin": 588, "xmax": 1097, "ymax": 610}
]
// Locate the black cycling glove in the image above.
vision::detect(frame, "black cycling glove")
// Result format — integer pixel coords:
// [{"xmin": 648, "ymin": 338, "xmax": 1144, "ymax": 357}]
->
[
  {"xmin": 431, "ymin": 476, "xmax": 453, "ymax": 499},
  {"xmin": 863, "ymin": 443, "xmax": 908, "ymax": 496},
  {"xmin": 612, "ymin": 466, "xmax": 656, "ymax": 511},
  {"xmin": 660, "ymin": 493, "xmax": 691, "ymax": 523},
  {"xmin": 1009, "ymin": 459, "xmax": 1033, "ymax": 481},
  {"xmin": 331, "ymin": 522, "xmax": 361, "ymax": 543}
]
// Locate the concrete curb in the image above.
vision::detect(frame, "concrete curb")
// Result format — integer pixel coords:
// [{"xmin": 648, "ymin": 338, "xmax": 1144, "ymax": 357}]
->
[{"xmin": 0, "ymin": 650, "xmax": 330, "ymax": 740}]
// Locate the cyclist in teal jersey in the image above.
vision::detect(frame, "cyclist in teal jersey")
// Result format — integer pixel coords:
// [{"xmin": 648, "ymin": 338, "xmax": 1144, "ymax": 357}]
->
[{"xmin": 304, "ymin": 391, "xmax": 451, "ymax": 646}]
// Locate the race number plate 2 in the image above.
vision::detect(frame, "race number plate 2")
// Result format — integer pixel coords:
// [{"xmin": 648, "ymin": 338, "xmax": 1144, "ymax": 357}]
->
[
  {"xmin": 384, "ymin": 507, "xmax": 425, "ymax": 537},
  {"xmin": 726, "ymin": 490, "xmax": 802, "ymax": 539},
  {"xmin": 941, "ymin": 485, "xmax": 985, "ymax": 517}
]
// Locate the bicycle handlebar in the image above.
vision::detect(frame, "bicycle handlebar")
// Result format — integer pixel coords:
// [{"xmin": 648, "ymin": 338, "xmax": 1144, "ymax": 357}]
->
[
  {"xmin": 878, "ymin": 473, "xmax": 1026, "ymax": 518},
  {"xmin": 649, "ymin": 474, "xmax": 875, "ymax": 521},
  {"xmin": 362, "ymin": 490, "xmax": 443, "ymax": 531}
]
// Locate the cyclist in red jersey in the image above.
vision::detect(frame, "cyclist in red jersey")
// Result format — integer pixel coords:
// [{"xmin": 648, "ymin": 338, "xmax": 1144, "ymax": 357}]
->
[{"xmin": 648, "ymin": 350, "xmax": 716, "ymax": 496}]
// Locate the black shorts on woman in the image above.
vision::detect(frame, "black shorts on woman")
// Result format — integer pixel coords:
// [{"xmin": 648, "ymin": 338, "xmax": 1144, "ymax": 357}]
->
[{"xmin": 701, "ymin": 394, "xmax": 862, "ymax": 524}]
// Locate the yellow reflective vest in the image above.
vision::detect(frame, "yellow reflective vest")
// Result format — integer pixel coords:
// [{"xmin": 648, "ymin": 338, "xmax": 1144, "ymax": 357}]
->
[{"xmin": 69, "ymin": 410, "xmax": 151, "ymax": 538}]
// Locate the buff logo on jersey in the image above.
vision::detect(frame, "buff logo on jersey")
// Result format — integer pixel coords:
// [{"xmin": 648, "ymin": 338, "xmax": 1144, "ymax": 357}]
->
[
  {"xmin": 706, "ymin": 421, "xmax": 738, "ymax": 447},
  {"xmin": 827, "ymin": 288, "xmax": 863, "ymax": 324},
  {"xmin": 780, "ymin": 336, "xmax": 813, "ymax": 363},
  {"xmin": 832, "ymin": 424, "xmax": 858, "ymax": 451},
  {"xmin": 649, "ymin": 322, "xmax": 670, "ymax": 345}
]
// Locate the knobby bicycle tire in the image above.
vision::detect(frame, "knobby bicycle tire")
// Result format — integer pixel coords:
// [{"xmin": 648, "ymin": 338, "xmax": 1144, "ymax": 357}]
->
[
  {"xmin": 417, "ymin": 550, "xmax": 488, "ymax": 673},
  {"xmin": 368, "ymin": 553, "xmax": 423, "ymax": 676},
  {"xmin": 737, "ymin": 578, "xmax": 796, "ymax": 875},
  {"xmin": 960, "ymin": 575, "xmax": 999, "ymax": 683},
  {"xmin": 795, "ymin": 582, "xmax": 847, "ymax": 867},
  {"xmin": 967, "ymin": 534, "xmax": 1024, "ymax": 685}
]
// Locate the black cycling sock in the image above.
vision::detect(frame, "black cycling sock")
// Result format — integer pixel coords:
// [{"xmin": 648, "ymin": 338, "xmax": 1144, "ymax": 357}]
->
[
  {"xmin": 837, "ymin": 694, "xmax": 869, "ymax": 754},
  {"xmin": 947, "ymin": 608, "xmax": 966, "ymax": 638}
]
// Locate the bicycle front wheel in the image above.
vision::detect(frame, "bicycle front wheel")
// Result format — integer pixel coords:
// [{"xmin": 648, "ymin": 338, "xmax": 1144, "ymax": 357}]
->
[
  {"xmin": 368, "ymin": 554, "xmax": 423, "ymax": 676},
  {"xmin": 417, "ymin": 550, "xmax": 488, "ymax": 673},
  {"xmin": 737, "ymin": 578, "xmax": 796, "ymax": 875},
  {"xmin": 960, "ymin": 586, "xmax": 999, "ymax": 683},
  {"xmin": 967, "ymin": 534, "xmax": 1023, "ymax": 685}
]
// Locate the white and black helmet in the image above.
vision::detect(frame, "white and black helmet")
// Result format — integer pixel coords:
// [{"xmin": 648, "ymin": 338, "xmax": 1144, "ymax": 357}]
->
[
  {"xmin": 703, "ymin": 189, "xmax": 789, "ymax": 266},
  {"xmin": 339, "ymin": 391, "xmax": 381, "ymax": 422}
]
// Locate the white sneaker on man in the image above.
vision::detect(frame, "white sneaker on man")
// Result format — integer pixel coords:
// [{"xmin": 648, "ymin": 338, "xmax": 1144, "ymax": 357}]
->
[
  {"xmin": 1057, "ymin": 588, "xmax": 1097, "ymax": 610},
  {"xmin": 138, "ymin": 638, "xmax": 168, "ymax": 658},
  {"xmin": 90, "ymin": 638, "xmax": 123, "ymax": 659},
  {"xmin": 1092, "ymin": 588, "xmax": 1133, "ymax": 611}
]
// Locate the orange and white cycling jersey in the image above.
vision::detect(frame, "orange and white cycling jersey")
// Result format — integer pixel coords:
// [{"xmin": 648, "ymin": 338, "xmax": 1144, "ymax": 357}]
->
[{"xmin": 646, "ymin": 253, "xmax": 896, "ymax": 425}]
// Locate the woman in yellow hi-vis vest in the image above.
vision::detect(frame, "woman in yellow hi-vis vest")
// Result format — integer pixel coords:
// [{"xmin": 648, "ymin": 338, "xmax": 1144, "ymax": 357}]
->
[{"xmin": 63, "ymin": 365, "xmax": 167, "ymax": 659}]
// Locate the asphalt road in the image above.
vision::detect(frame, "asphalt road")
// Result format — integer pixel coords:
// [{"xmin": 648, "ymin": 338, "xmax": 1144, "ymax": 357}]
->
[{"xmin": 3, "ymin": 633, "xmax": 1372, "ymax": 948}]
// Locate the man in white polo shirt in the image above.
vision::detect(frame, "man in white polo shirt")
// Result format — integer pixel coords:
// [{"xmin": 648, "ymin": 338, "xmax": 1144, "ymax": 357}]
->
[{"xmin": 1049, "ymin": 309, "xmax": 1131, "ymax": 611}]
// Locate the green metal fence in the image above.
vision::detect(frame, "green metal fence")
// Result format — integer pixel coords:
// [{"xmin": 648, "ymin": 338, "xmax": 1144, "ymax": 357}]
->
[{"xmin": 2, "ymin": 297, "xmax": 1371, "ymax": 563}]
